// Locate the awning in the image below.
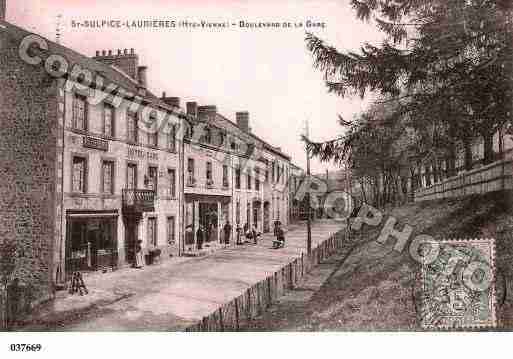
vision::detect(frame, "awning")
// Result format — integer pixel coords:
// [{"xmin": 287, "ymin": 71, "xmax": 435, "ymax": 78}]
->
[{"xmin": 66, "ymin": 210, "xmax": 119, "ymax": 218}]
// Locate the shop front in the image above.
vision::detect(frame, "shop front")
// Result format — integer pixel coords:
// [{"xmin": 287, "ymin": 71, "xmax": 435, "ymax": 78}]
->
[
  {"xmin": 184, "ymin": 194, "xmax": 231, "ymax": 252},
  {"xmin": 65, "ymin": 210, "xmax": 119, "ymax": 276}
]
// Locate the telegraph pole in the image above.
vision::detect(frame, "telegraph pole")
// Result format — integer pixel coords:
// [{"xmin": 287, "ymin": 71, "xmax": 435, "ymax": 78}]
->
[{"xmin": 305, "ymin": 120, "xmax": 312, "ymax": 254}]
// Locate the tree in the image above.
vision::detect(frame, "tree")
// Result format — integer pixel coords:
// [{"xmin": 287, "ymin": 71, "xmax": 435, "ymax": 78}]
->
[{"xmin": 305, "ymin": 0, "xmax": 512, "ymax": 171}]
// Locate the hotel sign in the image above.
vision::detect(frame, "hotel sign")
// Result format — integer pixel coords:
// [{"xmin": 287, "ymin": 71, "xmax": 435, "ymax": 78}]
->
[{"xmin": 127, "ymin": 146, "xmax": 159, "ymax": 161}]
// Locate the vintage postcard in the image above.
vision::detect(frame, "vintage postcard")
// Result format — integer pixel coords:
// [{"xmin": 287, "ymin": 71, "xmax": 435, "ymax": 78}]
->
[{"xmin": 0, "ymin": 0, "xmax": 512, "ymax": 356}]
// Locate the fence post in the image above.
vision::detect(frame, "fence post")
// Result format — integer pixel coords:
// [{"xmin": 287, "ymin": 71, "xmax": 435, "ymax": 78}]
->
[
  {"xmin": 234, "ymin": 296, "xmax": 240, "ymax": 331},
  {"xmin": 267, "ymin": 277, "xmax": 272, "ymax": 305},
  {"xmin": 219, "ymin": 307, "xmax": 224, "ymax": 332}
]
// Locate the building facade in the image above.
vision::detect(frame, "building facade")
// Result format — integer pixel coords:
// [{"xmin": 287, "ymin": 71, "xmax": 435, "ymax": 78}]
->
[{"xmin": 1, "ymin": 11, "xmax": 294, "ymax": 301}]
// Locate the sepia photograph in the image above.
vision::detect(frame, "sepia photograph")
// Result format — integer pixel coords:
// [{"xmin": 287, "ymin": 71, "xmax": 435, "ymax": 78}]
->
[{"xmin": 0, "ymin": 0, "xmax": 512, "ymax": 356}]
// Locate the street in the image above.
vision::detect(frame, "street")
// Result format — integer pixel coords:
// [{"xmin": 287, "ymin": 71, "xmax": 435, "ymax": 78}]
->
[{"xmin": 21, "ymin": 221, "xmax": 343, "ymax": 331}]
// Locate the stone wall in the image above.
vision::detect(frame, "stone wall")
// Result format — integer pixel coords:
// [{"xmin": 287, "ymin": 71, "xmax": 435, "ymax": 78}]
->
[{"xmin": 0, "ymin": 29, "xmax": 58, "ymax": 325}]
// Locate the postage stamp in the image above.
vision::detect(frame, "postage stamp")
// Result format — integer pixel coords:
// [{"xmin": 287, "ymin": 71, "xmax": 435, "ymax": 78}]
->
[{"xmin": 419, "ymin": 238, "xmax": 496, "ymax": 330}]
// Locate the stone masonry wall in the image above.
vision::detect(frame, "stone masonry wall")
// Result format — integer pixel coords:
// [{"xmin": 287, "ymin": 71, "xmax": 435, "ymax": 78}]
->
[{"xmin": 0, "ymin": 29, "xmax": 58, "ymax": 319}]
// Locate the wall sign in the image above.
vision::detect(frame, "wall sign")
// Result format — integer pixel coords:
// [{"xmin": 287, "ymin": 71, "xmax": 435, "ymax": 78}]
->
[{"xmin": 127, "ymin": 146, "xmax": 159, "ymax": 161}]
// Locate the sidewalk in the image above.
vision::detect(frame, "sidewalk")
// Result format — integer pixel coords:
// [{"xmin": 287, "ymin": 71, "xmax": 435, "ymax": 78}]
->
[{"xmin": 20, "ymin": 220, "xmax": 343, "ymax": 331}]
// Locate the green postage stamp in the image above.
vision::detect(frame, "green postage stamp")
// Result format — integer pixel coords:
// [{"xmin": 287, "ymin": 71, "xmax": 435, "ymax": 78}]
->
[{"xmin": 419, "ymin": 238, "xmax": 496, "ymax": 330}]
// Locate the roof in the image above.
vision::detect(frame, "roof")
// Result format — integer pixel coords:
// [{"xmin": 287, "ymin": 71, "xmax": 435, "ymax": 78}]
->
[
  {"xmin": 0, "ymin": 20, "xmax": 176, "ymax": 113},
  {"xmin": 214, "ymin": 113, "xmax": 291, "ymax": 161}
]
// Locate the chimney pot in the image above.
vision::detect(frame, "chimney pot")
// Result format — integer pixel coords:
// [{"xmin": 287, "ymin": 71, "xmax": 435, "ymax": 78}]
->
[
  {"xmin": 124, "ymin": 49, "xmax": 128, "ymax": 55},
  {"xmin": 0, "ymin": 0, "xmax": 6, "ymax": 21},
  {"xmin": 130, "ymin": 48, "xmax": 134, "ymax": 55},
  {"xmin": 162, "ymin": 91, "xmax": 166, "ymax": 99},
  {"xmin": 102, "ymin": 50, "xmax": 106, "ymax": 56},
  {"xmin": 198, "ymin": 105, "xmax": 217, "ymax": 121},
  {"xmin": 118, "ymin": 49, "xmax": 122, "ymax": 55},
  {"xmin": 108, "ymin": 50, "xmax": 112, "ymax": 56},
  {"xmin": 186, "ymin": 102, "xmax": 198, "ymax": 118},
  {"xmin": 236, "ymin": 111, "xmax": 250, "ymax": 133},
  {"xmin": 95, "ymin": 50, "xmax": 100, "ymax": 57}
]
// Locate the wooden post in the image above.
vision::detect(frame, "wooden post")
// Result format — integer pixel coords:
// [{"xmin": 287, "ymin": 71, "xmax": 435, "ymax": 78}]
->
[
  {"xmin": 234, "ymin": 297, "xmax": 240, "ymax": 331},
  {"xmin": 218, "ymin": 307, "xmax": 224, "ymax": 332}
]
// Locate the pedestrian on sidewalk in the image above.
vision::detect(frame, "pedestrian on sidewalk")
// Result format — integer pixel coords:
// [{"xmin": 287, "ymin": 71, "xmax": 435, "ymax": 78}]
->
[
  {"xmin": 276, "ymin": 222, "xmax": 285, "ymax": 248},
  {"xmin": 196, "ymin": 225, "xmax": 205, "ymax": 250},
  {"xmin": 223, "ymin": 221, "xmax": 232, "ymax": 246},
  {"xmin": 252, "ymin": 225, "xmax": 259, "ymax": 245},
  {"xmin": 236, "ymin": 224, "xmax": 243, "ymax": 245},
  {"xmin": 243, "ymin": 223, "xmax": 251, "ymax": 243},
  {"xmin": 135, "ymin": 240, "xmax": 144, "ymax": 269}
]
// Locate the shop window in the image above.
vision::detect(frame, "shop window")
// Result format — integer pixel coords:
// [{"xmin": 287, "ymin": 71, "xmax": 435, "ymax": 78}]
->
[
  {"xmin": 72, "ymin": 156, "xmax": 87, "ymax": 193},
  {"xmin": 167, "ymin": 217, "xmax": 175, "ymax": 245},
  {"xmin": 103, "ymin": 103, "xmax": 115, "ymax": 137},
  {"xmin": 168, "ymin": 169, "xmax": 176, "ymax": 198},
  {"xmin": 102, "ymin": 160, "xmax": 114, "ymax": 194},
  {"xmin": 147, "ymin": 217, "xmax": 157, "ymax": 247},
  {"xmin": 72, "ymin": 94, "xmax": 87, "ymax": 131},
  {"xmin": 127, "ymin": 163, "xmax": 137, "ymax": 189},
  {"xmin": 127, "ymin": 110, "xmax": 138, "ymax": 143}
]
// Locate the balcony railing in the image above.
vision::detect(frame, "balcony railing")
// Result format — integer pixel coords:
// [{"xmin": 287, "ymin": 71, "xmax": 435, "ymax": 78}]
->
[{"xmin": 122, "ymin": 189, "xmax": 155, "ymax": 214}]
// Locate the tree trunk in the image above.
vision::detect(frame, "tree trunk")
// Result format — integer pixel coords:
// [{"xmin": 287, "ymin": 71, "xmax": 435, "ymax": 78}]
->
[
  {"xmin": 483, "ymin": 132, "xmax": 494, "ymax": 165},
  {"xmin": 464, "ymin": 139, "xmax": 473, "ymax": 171}
]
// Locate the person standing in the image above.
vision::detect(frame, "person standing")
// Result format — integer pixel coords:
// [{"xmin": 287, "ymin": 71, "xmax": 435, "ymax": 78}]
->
[
  {"xmin": 236, "ymin": 224, "xmax": 243, "ymax": 245},
  {"xmin": 135, "ymin": 240, "xmax": 144, "ymax": 269},
  {"xmin": 196, "ymin": 225, "xmax": 204, "ymax": 250},
  {"xmin": 276, "ymin": 223, "xmax": 285, "ymax": 247},
  {"xmin": 252, "ymin": 225, "xmax": 259, "ymax": 245},
  {"xmin": 223, "ymin": 221, "xmax": 232, "ymax": 246}
]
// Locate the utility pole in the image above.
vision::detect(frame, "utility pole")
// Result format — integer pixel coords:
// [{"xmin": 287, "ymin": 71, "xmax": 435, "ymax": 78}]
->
[{"xmin": 305, "ymin": 120, "xmax": 312, "ymax": 254}]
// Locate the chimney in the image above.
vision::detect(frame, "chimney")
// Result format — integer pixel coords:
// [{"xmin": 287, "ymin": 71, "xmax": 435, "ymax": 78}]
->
[
  {"xmin": 236, "ymin": 111, "xmax": 250, "ymax": 133},
  {"xmin": 137, "ymin": 66, "xmax": 148, "ymax": 88},
  {"xmin": 186, "ymin": 102, "xmax": 198, "ymax": 117},
  {"xmin": 0, "ymin": 0, "xmax": 6, "ymax": 21},
  {"xmin": 161, "ymin": 94, "xmax": 181, "ymax": 108},
  {"xmin": 198, "ymin": 105, "xmax": 217, "ymax": 121},
  {"xmin": 94, "ymin": 48, "xmax": 140, "ymax": 81}
]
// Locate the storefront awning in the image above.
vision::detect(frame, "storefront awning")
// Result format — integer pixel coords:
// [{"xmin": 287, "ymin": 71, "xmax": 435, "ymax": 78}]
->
[{"xmin": 66, "ymin": 210, "xmax": 119, "ymax": 218}]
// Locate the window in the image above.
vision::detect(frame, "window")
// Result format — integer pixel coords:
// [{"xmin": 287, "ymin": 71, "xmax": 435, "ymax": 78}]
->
[
  {"xmin": 72, "ymin": 94, "xmax": 87, "ymax": 131},
  {"xmin": 102, "ymin": 160, "xmax": 114, "ymax": 194},
  {"xmin": 103, "ymin": 103, "xmax": 115, "ymax": 137},
  {"xmin": 167, "ymin": 217, "xmax": 176, "ymax": 245},
  {"xmin": 168, "ymin": 169, "xmax": 176, "ymax": 198},
  {"xmin": 277, "ymin": 164, "xmax": 281, "ymax": 183},
  {"xmin": 168, "ymin": 124, "xmax": 176, "ymax": 152},
  {"xmin": 127, "ymin": 110, "xmax": 138, "ymax": 143},
  {"xmin": 236, "ymin": 201, "xmax": 241, "ymax": 225},
  {"xmin": 255, "ymin": 168, "xmax": 260, "ymax": 191},
  {"xmin": 204, "ymin": 127, "xmax": 212, "ymax": 144},
  {"xmin": 272, "ymin": 162, "xmax": 275, "ymax": 182},
  {"xmin": 147, "ymin": 217, "xmax": 157, "ymax": 247},
  {"xmin": 206, "ymin": 161, "xmax": 213, "ymax": 184},
  {"xmin": 187, "ymin": 158, "xmax": 195, "ymax": 185},
  {"xmin": 148, "ymin": 166, "xmax": 158, "ymax": 191},
  {"xmin": 127, "ymin": 163, "xmax": 137, "ymax": 189},
  {"xmin": 147, "ymin": 113, "xmax": 158, "ymax": 147},
  {"xmin": 72, "ymin": 156, "xmax": 87, "ymax": 193},
  {"xmin": 247, "ymin": 171, "xmax": 252, "ymax": 190},
  {"xmin": 223, "ymin": 165, "xmax": 229, "ymax": 187},
  {"xmin": 235, "ymin": 167, "xmax": 241, "ymax": 189},
  {"xmin": 265, "ymin": 169, "xmax": 269, "ymax": 183}
]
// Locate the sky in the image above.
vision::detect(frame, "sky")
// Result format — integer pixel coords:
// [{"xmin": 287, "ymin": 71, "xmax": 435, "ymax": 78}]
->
[{"xmin": 6, "ymin": 0, "xmax": 384, "ymax": 173}]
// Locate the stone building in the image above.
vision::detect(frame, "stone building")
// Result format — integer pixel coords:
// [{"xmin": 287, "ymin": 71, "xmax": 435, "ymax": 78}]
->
[
  {"xmin": 0, "ymin": 2, "xmax": 293, "ymax": 301},
  {"xmin": 179, "ymin": 103, "xmax": 291, "ymax": 253},
  {"xmin": 0, "ymin": 18, "xmax": 183, "ymax": 288}
]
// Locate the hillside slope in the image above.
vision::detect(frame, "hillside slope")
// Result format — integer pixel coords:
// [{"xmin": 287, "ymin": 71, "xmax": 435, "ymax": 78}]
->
[{"xmin": 244, "ymin": 191, "xmax": 513, "ymax": 331}]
